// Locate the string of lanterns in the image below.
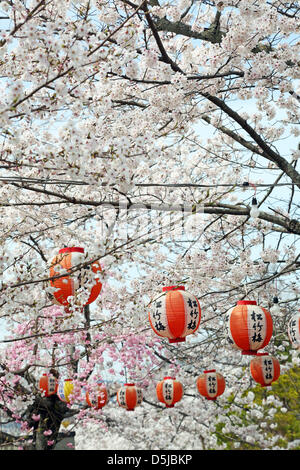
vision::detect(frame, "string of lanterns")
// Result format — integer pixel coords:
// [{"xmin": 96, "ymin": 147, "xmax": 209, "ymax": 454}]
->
[
  {"xmin": 38, "ymin": 373, "xmax": 224, "ymax": 411},
  {"xmin": 43, "ymin": 247, "xmax": 300, "ymax": 412}
]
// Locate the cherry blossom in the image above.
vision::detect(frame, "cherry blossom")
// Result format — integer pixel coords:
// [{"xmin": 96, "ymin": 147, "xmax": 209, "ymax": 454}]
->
[{"xmin": 0, "ymin": 0, "xmax": 299, "ymax": 451}]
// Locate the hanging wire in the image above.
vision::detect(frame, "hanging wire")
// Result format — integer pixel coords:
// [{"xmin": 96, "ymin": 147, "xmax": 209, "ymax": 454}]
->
[{"xmin": 0, "ymin": 176, "xmax": 298, "ymax": 188}]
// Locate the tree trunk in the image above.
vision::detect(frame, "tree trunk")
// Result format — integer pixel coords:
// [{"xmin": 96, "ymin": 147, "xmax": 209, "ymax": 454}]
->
[{"xmin": 26, "ymin": 395, "xmax": 69, "ymax": 450}]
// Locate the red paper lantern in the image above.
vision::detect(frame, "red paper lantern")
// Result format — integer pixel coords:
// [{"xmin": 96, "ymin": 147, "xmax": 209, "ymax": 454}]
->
[
  {"xmin": 250, "ymin": 353, "xmax": 280, "ymax": 387},
  {"xmin": 288, "ymin": 311, "xmax": 300, "ymax": 350},
  {"xmin": 49, "ymin": 247, "xmax": 102, "ymax": 307},
  {"xmin": 39, "ymin": 373, "xmax": 58, "ymax": 397},
  {"xmin": 156, "ymin": 377, "xmax": 183, "ymax": 408},
  {"xmin": 224, "ymin": 300, "xmax": 273, "ymax": 355},
  {"xmin": 149, "ymin": 286, "xmax": 201, "ymax": 343},
  {"xmin": 117, "ymin": 383, "xmax": 143, "ymax": 411},
  {"xmin": 86, "ymin": 383, "xmax": 108, "ymax": 410},
  {"xmin": 196, "ymin": 370, "xmax": 225, "ymax": 400}
]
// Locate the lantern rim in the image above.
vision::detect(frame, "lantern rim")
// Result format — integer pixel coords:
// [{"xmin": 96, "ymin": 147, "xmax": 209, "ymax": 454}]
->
[
  {"xmin": 163, "ymin": 376, "xmax": 175, "ymax": 380},
  {"xmin": 124, "ymin": 383, "xmax": 135, "ymax": 387},
  {"xmin": 242, "ymin": 350, "xmax": 259, "ymax": 355},
  {"xmin": 59, "ymin": 247, "xmax": 84, "ymax": 254},
  {"xmin": 237, "ymin": 300, "xmax": 257, "ymax": 305},
  {"xmin": 162, "ymin": 286, "xmax": 185, "ymax": 292},
  {"xmin": 204, "ymin": 369, "xmax": 216, "ymax": 373},
  {"xmin": 169, "ymin": 337, "xmax": 186, "ymax": 343}
]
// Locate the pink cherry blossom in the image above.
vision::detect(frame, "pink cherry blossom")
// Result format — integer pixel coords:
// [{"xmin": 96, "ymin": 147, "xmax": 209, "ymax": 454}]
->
[{"xmin": 31, "ymin": 414, "xmax": 40, "ymax": 422}]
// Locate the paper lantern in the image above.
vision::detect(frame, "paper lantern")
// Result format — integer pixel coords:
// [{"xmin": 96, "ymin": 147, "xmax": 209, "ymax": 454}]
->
[
  {"xmin": 224, "ymin": 300, "xmax": 273, "ymax": 355},
  {"xmin": 49, "ymin": 247, "xmax": 102, "ymax": 307},
  {"xmin": 149, "ymin": 286, "xmax": 201, "ymax": 343},
  {"xmin": 61, "ymin": 419, "xmax": 71, "ymax": 428},
  {"xmin": 57, "ymin": 379, "xmax": 74, "ymax": 403},
  {"xmin": 39, "ymin": 373, "xmax": 58, "ymax": 397},
  {"xmin": 288, "ymin": 311, "xmax": 300, "ymax": 350},
  {"xmin": 156, "ymin": 377, "xmax": 183, "ymax": 408},
  {"xmin": 117, "ymin": 383, "xmax": 143, "ymax": 411},
  {"xmin": 250, "ymin": 353, "xmax": 280, "ymax": 387},
  {"xmin": 86, "ymin": 383, "xmax": 108, "ymax": 410},
  {"xmin": 196, "ymin": 370, "xmax": 225, "ymax": 400}
]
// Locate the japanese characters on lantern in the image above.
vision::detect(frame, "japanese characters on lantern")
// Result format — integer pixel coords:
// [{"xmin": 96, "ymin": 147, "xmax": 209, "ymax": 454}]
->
[
  {"xmin": 288, "ymin": 311, "xmax": 300, "ymax": 350},
  {"xmin": 39, "ymin": 373, "xmax": 58, "ymax": 398},
  {"xmin": 49, "ymin": 247, "xmax": 102, "ymax": 307},
  {"xmin": 117, "ymin": 383, "xmax": 143, "ymax": 411},
  {"xmin": 196, "ymin": 370, "xmax": 225, "ymax": 400},
  {"xmin": 250, "ymin": 353, "xmax": 280, "ymax": 387},
  {"xmin": 156, "ymin": 377, "xmax": 183, "ymax": 408},
  {"xmin": 224, "ymin": 300, "xmax": 273, "ymax": 355},
  {"xmin": 86, "ymin": 383, "xmax": 108, "ymax": 410},
  {"xmin": 149, "ymin": 286, "xmax": 201, "ymax": 343}
]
